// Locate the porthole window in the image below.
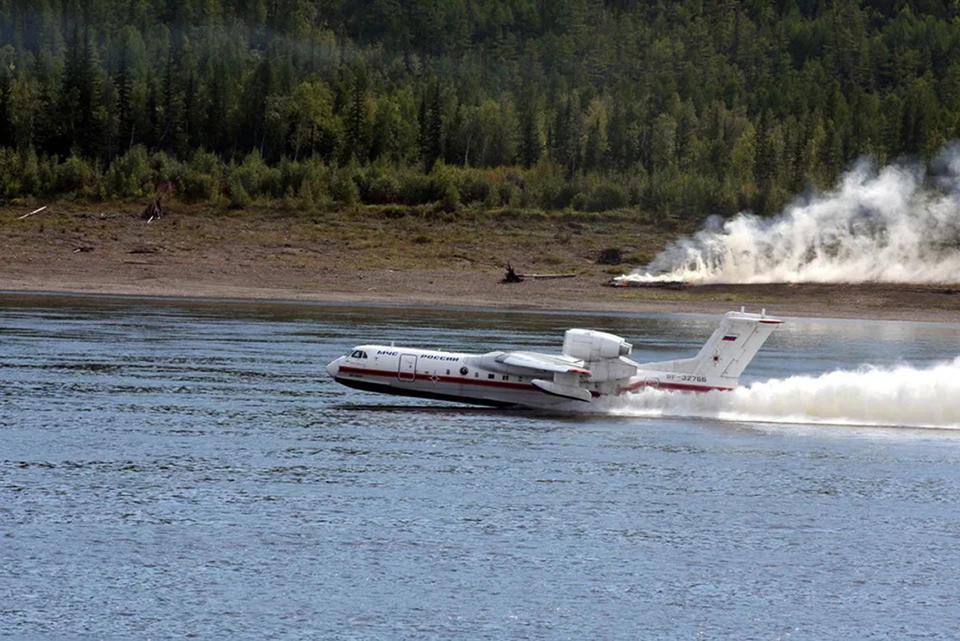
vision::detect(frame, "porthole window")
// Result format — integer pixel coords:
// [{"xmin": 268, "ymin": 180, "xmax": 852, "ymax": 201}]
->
[{"xmin": 460, "ymin": 366, "xmax": 469, "ymax": 376}]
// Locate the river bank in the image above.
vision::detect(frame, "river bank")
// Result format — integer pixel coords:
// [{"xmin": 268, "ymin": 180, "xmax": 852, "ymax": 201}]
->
[{"xmin": 3, "ymin": 200, "xmax": 959, "ymax": 322}]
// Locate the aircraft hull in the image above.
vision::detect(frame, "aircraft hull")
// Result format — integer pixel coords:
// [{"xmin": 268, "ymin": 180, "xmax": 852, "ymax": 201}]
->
[
  {"xmin": 328, "ymin": 359, "xmax": 734, "ymax": 409},
  {"xmin": 333, "ymin": 376, "xmax": 519, "ymax": 408},
  {"xmin": 326, "ymin": 310, "xmax": 780, "ymax": 409},
  {"xmin": 332, "ymin": 361, "xmax": 555, "ymax": 408}
]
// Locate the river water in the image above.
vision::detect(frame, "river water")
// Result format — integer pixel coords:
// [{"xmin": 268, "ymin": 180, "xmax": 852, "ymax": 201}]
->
[{"xmin": 2, "ymin": 294, "xmax": 960, "ymax": 640}]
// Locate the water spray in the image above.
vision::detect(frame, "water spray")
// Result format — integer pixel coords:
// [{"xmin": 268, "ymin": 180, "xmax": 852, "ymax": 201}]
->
[{"xmin": 605, "ymin": 357, "xmax": 960, "ymax": 430}]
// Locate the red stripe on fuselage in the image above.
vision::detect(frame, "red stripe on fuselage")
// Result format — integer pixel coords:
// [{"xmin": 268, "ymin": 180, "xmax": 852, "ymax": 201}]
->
[
  {"xmin": 338, "ymin": 365, "xmax": 732, "ymax": 396},
  {"xmin": 337, "ymin": 365, "xmax": 540, "ymax": 392},
  {"xmin": 618, "ymin": 380, "xmax": 733, "ymax": 394}
]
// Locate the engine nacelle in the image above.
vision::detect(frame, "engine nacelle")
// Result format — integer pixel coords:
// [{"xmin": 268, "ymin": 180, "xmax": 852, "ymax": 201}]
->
[{"xmin": 562, "ymin": 329, "xmax": 632, "ymax": 361}]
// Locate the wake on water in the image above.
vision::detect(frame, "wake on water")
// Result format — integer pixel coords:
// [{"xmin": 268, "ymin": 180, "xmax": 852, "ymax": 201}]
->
[
  {"xmin": 603, "ymin": 357, "xmax": 960, "ymax": 430},
  {"xmin": 618, "ymin": 144, "xmax": 960, "ymax": 285},
  {"xmin": 608, "ymin": 149, "xmax": 960, "ymax": 428}
]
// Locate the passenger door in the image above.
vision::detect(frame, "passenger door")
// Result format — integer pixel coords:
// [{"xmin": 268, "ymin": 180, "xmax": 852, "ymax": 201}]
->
[{"xmin": 398, "ymin": 354, "xmax": 417, "ymax": 382}]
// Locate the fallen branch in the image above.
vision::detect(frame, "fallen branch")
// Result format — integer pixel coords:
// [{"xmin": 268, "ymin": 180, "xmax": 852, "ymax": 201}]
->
[
  {"xmin": 502, "ymin": 263, "xmax": 577, "ymax": 283},
  {"xmin": 17, "ymin": 205, "xmax": 47, "ymax": 220},
  {"xmin": 519, "ymin": 273, "xmax": 577, "ymax": 279}
]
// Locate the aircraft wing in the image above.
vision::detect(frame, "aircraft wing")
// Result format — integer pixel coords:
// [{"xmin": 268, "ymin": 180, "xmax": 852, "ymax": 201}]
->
[{"xmin": 498, "ymin": 351, "xmax": 591, "ymax": 375}]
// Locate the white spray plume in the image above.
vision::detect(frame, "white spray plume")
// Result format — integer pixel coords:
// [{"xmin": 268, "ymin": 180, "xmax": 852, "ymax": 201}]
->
[
  {"xmin": 618, "ymin": 146, "xmax": 960, "ymax": 285},
  {"xmin": 605, "ymin": 357, "xmax": 960, "ymax": 430}
]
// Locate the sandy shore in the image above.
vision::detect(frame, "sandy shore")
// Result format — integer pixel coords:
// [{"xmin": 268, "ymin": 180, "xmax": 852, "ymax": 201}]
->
[{"xmin": 3, "ymin": 201, "xmax": 959, "ymax": 322}]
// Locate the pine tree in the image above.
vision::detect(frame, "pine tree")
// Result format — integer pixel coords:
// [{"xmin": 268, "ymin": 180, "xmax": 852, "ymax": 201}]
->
[
  {"xmin": 417, "ymin": 91, "xmax": 428, "ymax": 167},
  {"xmin": 422, "ymin": 83, "xmax": 443, "ymax": 171},
  {"xmin": 518, "ymin": 104, "xmax": 542, "ymax": 169},
  {"xmin": 0, "ymin": 0, "xmax": 956, "ymax": 206},
  {"xmin": 552, "ymin": 95, "xmax": 580, "ymax": 177},
  {"xmin": 58, "ymin": 16, "xmax": 107, "ymax": 160},
  {"xmin": 343, "ymin": 70, "xmax": 368, "ymax": 162},
  {"xmin": 241, "ymin": 56, "xmax": 273, "ymax": 155},
  {"xmin": 0, "ymin": 57, "xmax": 12, "ymax": 148},
  {"xmin": 159, "ymin": 46, "xmax": 187, "ymax": 157}
]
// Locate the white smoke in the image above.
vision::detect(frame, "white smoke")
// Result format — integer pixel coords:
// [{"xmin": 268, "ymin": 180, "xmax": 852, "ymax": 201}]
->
[
  {"xmin": 605, "ymin": 357, "xmax": 960, "ymax": 430},
  {"xmin": 618, "ymin": 147, "xmax": 960, "ymax": 285}
]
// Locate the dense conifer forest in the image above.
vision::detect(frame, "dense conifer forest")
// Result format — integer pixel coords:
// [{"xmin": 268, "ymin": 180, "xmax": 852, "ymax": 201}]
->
[{"xmin": 1, "ymin": 1, "xmax": 959, "ymax": 220}]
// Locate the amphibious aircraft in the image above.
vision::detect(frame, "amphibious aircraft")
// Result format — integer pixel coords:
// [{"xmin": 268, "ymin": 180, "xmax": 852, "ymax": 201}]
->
[{"xmin": 326, "ymin": 309, "xmax": 782, "ymax": 409}]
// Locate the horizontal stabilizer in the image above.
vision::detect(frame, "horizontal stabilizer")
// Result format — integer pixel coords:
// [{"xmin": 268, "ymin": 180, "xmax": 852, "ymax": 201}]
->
[{"xmin": 531, "ymin": 378, "xmax": 592, "ymax": 402}]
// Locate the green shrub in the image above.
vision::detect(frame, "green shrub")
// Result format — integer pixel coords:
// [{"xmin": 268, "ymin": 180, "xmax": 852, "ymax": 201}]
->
[
  {"xmin": 297, "ymin": 158, "xmax": 331, "ymax": 204},
  {"xmin": 183, "ymin": 171, "xmax": 218, "ymax": 201},
  {"xmin": 278, "ymin": 158, "xmax": 307, "ymax": 196},
  {"xmin": 37, "ymin": 154, "xmax": 57, "ymax": 195},
  {"xmin": 584, "ymin": 182, "xmax": 627, "ymax": 212},
  {"xmin": 18, "ymin": 148, "xmax": 40, "ymax": 195},
  {"xmin": 495, "ymin": 182, "xmax": 516, "ymax": 207},
  {"xmin": 180, "ymin": 151, "xmax": 223, "ymax": 201},
  {"xmin": 438, "ymin": 180, "xmax": 460, "ymax": 212},
  {"xmin": 55, "ymin": 155, "xmax": 93, "ymax": 194},
  {"xmin": 544, "ymin": 182, "xmax": 579, "ymax": 209},
  {"xmin": 397, "ymin": 171, "xmax": 433, "ymax": 204},
  {"xmin": 429, "ymin": 163, "xmax": 461, "ymax": 209},
  {"xmin": 235, "ymin": 151, "xmax": 281, "ymax": 198},
  {"xmin": 149, "ymin": 150, "xmax": 183, "ymax": 189},
  {"xmin": 331, "ymin": 167, "xmax": 359, "ymax": 205},
  {"xmin": 188, "ymin": 150, "xmax": 222, "ymax": 176},
  {"xmin": 105, "ymin": 145, "xmax": 152, "ymax": 197},
  {"xmin": 457, "ymin": 173, "xmax": 490, "ymax": 204},
  {"xmin": 0, "ymin": 147, "xmax": 22, "ymax": 198},
  {"xmin": 358, "ymin": 165, "xmax": 402, "ymax": 204},
  {"xmin": 570, "ymin": 191, "xmax": 587, "ymax": 211},
  {"xmin": 226, "ymin": 172, "xmax": 250, "ymax": 209}
]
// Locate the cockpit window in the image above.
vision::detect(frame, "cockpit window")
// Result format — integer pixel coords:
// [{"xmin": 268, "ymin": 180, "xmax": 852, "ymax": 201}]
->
[{"xmin": 350, "ymin": 350, "xmax": 369, "ymax": 359}]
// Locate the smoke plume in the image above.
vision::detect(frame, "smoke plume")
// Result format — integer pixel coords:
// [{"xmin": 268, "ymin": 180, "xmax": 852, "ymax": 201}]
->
[{"xmin": 618, "ymin": 145, "xmax": 960, "ymax": 285}]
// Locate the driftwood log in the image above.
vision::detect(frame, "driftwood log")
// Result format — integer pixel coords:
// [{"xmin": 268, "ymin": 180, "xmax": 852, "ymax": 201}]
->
[{"xmin": 502, "ymin": 263, "xmax": 576, "ymax": 283}]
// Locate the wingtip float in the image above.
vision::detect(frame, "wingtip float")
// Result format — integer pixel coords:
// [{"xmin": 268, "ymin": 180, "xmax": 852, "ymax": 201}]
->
[{"xmin": 326, "ymin": 309, "xmax": 783, "ymax": 409}]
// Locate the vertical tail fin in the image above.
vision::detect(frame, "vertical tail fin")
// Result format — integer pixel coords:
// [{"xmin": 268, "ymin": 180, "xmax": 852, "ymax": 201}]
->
[{"xmin": 642, "ymin": 310, "xmax": 783, "ymax": 384}]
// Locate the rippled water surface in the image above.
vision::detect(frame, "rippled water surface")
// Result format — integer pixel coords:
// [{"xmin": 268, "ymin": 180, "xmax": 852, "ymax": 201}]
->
[{"xmin": 3, "ymin": 294, "xmax": 960, "ymax": 640}]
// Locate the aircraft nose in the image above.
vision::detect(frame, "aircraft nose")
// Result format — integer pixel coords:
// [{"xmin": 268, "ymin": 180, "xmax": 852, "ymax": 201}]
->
[{"xmin": 326, "ymin": 357, "xmax": 342, "ymax": 378}]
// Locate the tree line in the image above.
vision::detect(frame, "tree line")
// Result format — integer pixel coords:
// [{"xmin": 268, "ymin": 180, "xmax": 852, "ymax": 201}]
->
[{"xmin": 1, "ymin": 0, "xmax": 959, "ymax": 218}]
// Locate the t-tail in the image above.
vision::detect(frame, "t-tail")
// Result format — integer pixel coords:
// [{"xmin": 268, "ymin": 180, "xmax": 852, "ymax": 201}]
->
[{"xmin": 637, "ymin": 309, "xmax": 783, "ymax": 389}]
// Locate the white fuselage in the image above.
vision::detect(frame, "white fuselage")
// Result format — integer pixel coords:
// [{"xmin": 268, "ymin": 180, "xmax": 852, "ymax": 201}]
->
[
  {"xmin": 326, "ymin": 311, "xmax": 783, "ymax": 409},
  {"xmin": 326, "ymin": 345, "xmax": 734, "ymax": 409}
]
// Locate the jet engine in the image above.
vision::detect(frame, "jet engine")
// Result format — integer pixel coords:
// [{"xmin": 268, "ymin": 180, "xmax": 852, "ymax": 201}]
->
[{"xmin": 562, "ymin": 329, "xmax": 632, "ymax": 361}]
